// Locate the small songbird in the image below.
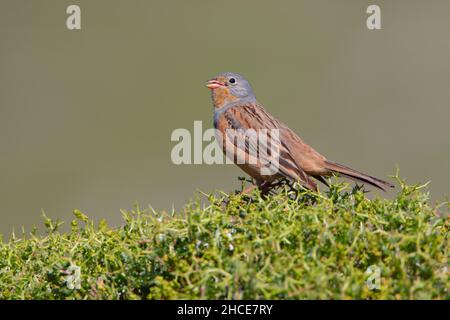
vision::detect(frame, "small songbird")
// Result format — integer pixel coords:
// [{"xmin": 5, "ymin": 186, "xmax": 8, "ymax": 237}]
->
[{"xmin": 206, "ymin": 72, "xmax": 394, "ymax": 193}]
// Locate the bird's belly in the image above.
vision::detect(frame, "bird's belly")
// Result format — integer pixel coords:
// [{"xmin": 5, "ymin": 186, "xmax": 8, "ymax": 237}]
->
[
  {"xmin": 216, "ymin": 134, "xmax": 280, "ymax": 182},
  {"xmin": 236, "ymin": 163, "xmax": 281, "ymax": 183}
]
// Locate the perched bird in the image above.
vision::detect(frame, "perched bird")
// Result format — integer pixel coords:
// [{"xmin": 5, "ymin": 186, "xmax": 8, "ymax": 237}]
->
[{"xmin": 206, "ymin": 72, "xmax": 394, "ymax": 193}]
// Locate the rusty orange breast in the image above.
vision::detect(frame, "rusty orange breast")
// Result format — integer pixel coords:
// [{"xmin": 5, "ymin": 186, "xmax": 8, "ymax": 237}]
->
[
  {"xmin": 212, "ymin": 87, "xmax": 237, "ymax": 108},
  {"xmin": 212, "ymin": 77, "xmax": 237, "ymax": 108}
]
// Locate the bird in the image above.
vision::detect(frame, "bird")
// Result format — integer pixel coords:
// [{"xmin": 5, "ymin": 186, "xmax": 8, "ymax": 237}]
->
[{"xmin": 206, "ymin": 72, "xmax": 394, "ymax": 194}]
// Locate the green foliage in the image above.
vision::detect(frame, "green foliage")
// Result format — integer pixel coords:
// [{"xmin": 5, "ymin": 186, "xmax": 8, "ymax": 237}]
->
[{"xmin": 0, "ymin": 176, "xmax": 448, "ymax": 299}]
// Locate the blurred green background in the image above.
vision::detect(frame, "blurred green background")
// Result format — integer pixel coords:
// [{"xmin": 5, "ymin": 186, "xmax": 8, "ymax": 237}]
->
[{"xmin": 1, "ymin": 0, "xmax": 449, "ymax": 236}]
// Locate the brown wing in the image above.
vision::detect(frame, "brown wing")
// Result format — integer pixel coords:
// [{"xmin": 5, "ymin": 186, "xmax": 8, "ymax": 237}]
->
[
  {"xmin": 218, "ymin": 102, "xmax": 393, "ymax": 192},
  {"xmin": 238, "ymin": 103, "xmax": 328, "ymax": 174},
  {"xmin": 279, "ymin": 127, "xmax": 328, "ymax": 176},
  {"xmin": 220, "ymin": 103, "xmax": 319, "ymax": 190}
]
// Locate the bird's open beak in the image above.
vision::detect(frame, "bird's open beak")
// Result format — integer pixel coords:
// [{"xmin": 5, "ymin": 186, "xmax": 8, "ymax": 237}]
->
[{"xmin": 206, "ymin": 79, "xmax": 225, "ymax": 89}]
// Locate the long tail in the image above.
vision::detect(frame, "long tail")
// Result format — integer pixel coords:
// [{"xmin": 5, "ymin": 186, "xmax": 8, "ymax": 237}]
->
[{"xmin": 324, "ymin": 160, "xmax": 394, "ymax": 191}]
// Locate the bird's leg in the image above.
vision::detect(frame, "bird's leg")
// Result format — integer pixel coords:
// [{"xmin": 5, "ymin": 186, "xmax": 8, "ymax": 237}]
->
[
  {"xmin": 262, "ymin": 179, "xmax": 290, "ymax": 194},
  {"xmin": 239, "ymin": 178, "xmax": 260, "ymax": 197},
  {"xmin": 241, "ymin": 179, "xmax": 289, "ymax": 198},
  {"xmin": 270, "ymin": 179, "xmax": 288, "ymax": 190},
  {"xmin": 258, "ymin": 181, "xmax": 277, "ymax": 198}
]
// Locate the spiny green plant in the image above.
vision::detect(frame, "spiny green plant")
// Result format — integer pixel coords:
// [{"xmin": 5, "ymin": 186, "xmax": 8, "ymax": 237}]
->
[{"xmin": 0, "ymin": 175, "xmax": 448, "ymax": 299}]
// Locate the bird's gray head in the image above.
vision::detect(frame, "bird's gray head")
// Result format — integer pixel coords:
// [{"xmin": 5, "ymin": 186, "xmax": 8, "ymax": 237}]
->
[{"xmin": 206, "ymin": 72, "xmax": 256, "ymax": 108}]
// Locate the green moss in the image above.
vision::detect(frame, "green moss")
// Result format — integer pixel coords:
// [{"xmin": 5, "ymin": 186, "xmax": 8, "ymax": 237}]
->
[{"xmin": 0, "ymin": 175, "xmax": 448, "ymax": 299}]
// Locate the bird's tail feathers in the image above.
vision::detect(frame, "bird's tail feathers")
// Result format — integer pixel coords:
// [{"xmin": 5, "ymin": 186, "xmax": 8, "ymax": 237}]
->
[{"xmin": 324, "ymin": 160, "xmax": 394, "ymax": 191}]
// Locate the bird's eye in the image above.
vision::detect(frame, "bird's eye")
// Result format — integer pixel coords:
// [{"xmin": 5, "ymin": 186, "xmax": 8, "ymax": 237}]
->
[{"xmin": 229, "ymin": 78, "xmax": 236, "ymax": 84}]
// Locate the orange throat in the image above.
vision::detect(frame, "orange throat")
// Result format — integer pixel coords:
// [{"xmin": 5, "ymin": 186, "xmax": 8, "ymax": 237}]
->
[{"xmin": 212, "ymin": 87, "xmax": 237, "ymax": 108}]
